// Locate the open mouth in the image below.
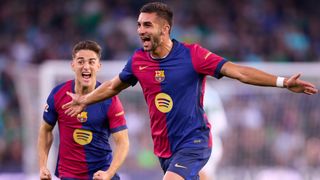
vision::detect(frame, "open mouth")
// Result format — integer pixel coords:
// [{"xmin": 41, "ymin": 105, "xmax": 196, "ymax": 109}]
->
[
  {"xmin": 141, "ymin": 36, "xmax": 151, "ymax": 45},
  {"xmin": 141, "ymin": 36, "xmax": 151, "ymax": 41},
  {"xmin": 82, "ymin": 72, "xmax": 91, "ymax": 80}
]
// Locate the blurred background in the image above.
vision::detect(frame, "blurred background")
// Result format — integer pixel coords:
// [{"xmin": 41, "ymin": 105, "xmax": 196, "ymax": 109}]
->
[{"xmin": 0, "ymin": 0, "xmax": 319, "ymax": 179}]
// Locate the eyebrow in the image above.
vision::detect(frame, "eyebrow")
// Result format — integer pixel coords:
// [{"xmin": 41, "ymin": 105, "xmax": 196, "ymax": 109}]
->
[
  {"xmin": 75, "ymin": 57, "xmax": 97, "ymax": 61},
  {"xmin": 137, "ymin": 21, "xmax": 153, "ymax": 25}
]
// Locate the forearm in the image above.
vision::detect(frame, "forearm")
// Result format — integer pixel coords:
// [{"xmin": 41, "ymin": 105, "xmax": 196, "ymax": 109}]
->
[
  {"xmin": 222, "ymin": 62, "xmax": 285, "ymax": 87},
  {"xmin": 83, "ymin": 76, "xmax": 129, "ymax": 105},
  {"xmin": 84, "ymin": 81, "xmax": 119, "ymax": 105},
  {"xmin": 38, "ymin": 125, "xmax": 53, "ymax": 169},
  {"xmin": 107, "ymin": 130, "xmax": 129, "ymax": 176},
  {"xmin": 235, "ymin": 66, "xmax": 279, "ymax": 86}
]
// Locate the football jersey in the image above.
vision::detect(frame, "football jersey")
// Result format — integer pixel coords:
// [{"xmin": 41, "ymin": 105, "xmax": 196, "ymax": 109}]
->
[
  {"xmin": 119, "ymin": 39, "xmax": 227, "ymax": 158},
  {"xmin": 43, "ymin": 80, "xmax": 127, "ymax": 179}
]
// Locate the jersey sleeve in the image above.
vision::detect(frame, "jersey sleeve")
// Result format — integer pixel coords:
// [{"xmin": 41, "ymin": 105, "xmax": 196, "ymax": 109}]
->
[
  {"xmin": 107, "ymin": 96, "xmax": 127, "ymax": 133},
  {"xmin": 191, "ymin": 44, "xmax": 227, "ymax": 79},
  {"xmin": 119, "ymin": 56, "xmax": 138, "ymax": 86},
  {"xmin": 43, "ymin": 90, "xmax": 58, "ymax": 126}
]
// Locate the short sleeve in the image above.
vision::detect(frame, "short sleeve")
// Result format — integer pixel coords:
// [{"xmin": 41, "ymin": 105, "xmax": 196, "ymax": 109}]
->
[
  {"xmin": 119, "ymin": 57, "xmax": 138, "ymax": 86},
  {"xmin": 191, "ymin": 44, "xmax": 227, "ymax": 79},
  {"xmin": 107, "ymin": 96, "xmax": 127, "ymax": 133},
  {"xmin": 43, "ymin": 91, "xmax": 58, "ymax": 126}
]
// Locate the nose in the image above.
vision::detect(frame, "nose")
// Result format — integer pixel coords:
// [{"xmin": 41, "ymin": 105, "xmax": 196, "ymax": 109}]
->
[
  {"xmin": 137, "ymin": 26, "xmax": 145, "ymax": 35},
  {"xmin": 83, "ymin": 61, "xmax": 90, "ymax": 69}
]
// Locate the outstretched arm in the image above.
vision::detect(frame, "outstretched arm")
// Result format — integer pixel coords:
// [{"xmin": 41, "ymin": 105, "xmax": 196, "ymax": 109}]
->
[
  {"xmin": 63, "ymin": 76, "xmax": 131, "ymax": 117},
  {"xmin": 220, "ymin": 62, "xmax": 318, "ymax": 95},
  {"xmin": 93, "ymin": 129, "xmax": 129, "ymax": 180},
  {"xmin": 38, "ymin": 121, "xmax": 54, "ymax": 180}
]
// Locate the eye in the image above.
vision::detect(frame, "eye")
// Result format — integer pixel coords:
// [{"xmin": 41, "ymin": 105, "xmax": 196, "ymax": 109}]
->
[
  {"xmin": 144, "ymin": 22, "xmax": 152, "ymax": 28},
  {"xmin": 89, "ymin": 60, "xmax": 96, "ymax": 65}
]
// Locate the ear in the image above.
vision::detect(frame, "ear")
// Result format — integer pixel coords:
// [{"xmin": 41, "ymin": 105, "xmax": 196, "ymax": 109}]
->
[
  {"xmin": 164, "ymin": 24, "xmax": 170, "ymax": 35},
  {"xmin": 71, "ymin": 60, "xmax": 75, "ymax": 72},
  {"xmin": 97, "ymin": 62, "xmax": 102, "ymax": 72}
]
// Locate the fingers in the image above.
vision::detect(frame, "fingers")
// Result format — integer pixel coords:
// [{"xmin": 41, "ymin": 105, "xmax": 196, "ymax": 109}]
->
[
  {"xmin": 296, "ymin": 79, "xmax": 316, "ymax": 88},
  {"xmin": 64, "ymin": 107, "xmax": 79, "ymax": 117},
  {"xmin": 66, "ymin": 91, "xmax": 73, "ymax": 97},
  {"xmin": 292, "ymin": 73, "xmax": 301, "ymax": 80},
  {"xmin": 64, "ymin": 107, "xmax": 73, "ymax": 116},
  {"xmin": 62, "ymin": 101, "xmax": 72, "ymax": 110},
  {"xmin": 62, "ymin": 91, "xmax": 75, "ymax": 110},
  {"xmin": 40, "ymin": 169, "xmax": 52, "ymax": 180},
  {"xmin": 304, "ymin": 86, "xmax": 318, "ymax": 95},
  {"xmin": 93, "ymin": 171, "xmax": 102, "ymax": 180},
  {"xmin": 62, "ymin": 91, "xmax": 80, "ymax": 117},
  {"xmin": 297, "ymin": 79, "xmax": 318, "ymax": 95}
]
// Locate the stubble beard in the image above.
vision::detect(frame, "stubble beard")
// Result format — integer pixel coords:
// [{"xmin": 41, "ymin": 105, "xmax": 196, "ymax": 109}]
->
[{"xmin": 145, "ymin": 32, "xmax": 162, "ymax": 53}]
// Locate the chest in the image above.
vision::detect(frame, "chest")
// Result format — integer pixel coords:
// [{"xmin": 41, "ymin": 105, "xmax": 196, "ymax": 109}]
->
[
  {"xmin": 133, "ymin": 55, "xmax": 198, "ymax": 89},
  {"xmin": 55, "ymin": 96, "xmax": 109, "ymax": 129}
]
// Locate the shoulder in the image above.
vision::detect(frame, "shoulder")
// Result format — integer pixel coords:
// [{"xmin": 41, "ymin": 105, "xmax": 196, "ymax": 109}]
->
[
  {"xmin": 131, "ymin": 48, "xmax": 148, "ymax": 60},
  {"xmin": 182, "ymin": 42, "xmax": 203, "ymax": 51},
  {"xmin": 50, "ymin": 80, "xmax": 73, "ymax": 95}
]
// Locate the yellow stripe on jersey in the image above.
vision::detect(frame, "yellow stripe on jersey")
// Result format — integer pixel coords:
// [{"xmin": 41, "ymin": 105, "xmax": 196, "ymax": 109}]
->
[
  {"xmin": 204, "ymin": 52, "xmax": 212, "ymax": 60},
  {"xmin": 115, "ymin": 111, "xmax": 124, "ymax": 116}
]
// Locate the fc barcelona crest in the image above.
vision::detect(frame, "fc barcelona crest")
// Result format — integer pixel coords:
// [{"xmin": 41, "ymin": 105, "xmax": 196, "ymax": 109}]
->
[
  {"xmin": 77, "ymin": 111, "xmax": 88, "ymax": 123},
  {"xmin": 155, "ymin": 70, "xmax": 165, "ymax": 82}
]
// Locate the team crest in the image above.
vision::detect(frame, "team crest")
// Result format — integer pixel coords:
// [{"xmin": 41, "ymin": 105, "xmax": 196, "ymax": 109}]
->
[
  {"xmin": 77, "ymin": 111, "xmax": 88, "ymax": 123},
  {"xmin": 155, "ymin": 70, "xmax": 165, "ymax": 82}
]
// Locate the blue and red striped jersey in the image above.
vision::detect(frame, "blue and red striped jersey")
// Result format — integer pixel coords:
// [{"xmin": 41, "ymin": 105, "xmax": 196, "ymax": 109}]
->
[
  {"xmin": 43, "ymin": 80, "xmax": 127, "ymax": 179},
  {"xmin": 119, "ymin": 39, "xmax": 227, "ymax": 158}
]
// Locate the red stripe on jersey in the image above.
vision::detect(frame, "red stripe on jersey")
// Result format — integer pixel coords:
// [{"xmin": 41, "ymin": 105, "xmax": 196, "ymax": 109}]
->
[
  {"xmin": 131, "ymin": 52, "xmax": 172, "ymax": 158},
  {"xmin": 53, "ymin": 81, "xmax": 89, "ymax": 179},
  {"xmin": 107, "ymin": 96, "xmax": 126, "ymax": 129},
  {"xmin": 184, "ymin": 43, "xmax": 224, "ymax": 76}
]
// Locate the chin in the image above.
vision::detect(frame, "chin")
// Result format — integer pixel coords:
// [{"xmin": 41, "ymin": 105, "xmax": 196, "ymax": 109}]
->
[
  {"xmin": 81, "ymin": 80, "xmax": 91, "ymax": 87},
  {"xmin": 143, "ymin": 47, "xmax": 151, "ymax": 52}
]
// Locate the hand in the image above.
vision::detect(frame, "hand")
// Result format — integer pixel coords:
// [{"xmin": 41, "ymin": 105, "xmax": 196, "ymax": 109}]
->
[
  {"xmin": 40, "ymin": 167, "xmax": 51, "ymax": 180},
  {"xmin": 286, "ymin": 74, "xmax": 318, "ymax": 95},
  {"xmin": 93, "ymin": 170, "xmax": 114, "ymax": 180},
  {"xmin": 62, "ymin": 91, "xmax": 87, "ymax": 117}
]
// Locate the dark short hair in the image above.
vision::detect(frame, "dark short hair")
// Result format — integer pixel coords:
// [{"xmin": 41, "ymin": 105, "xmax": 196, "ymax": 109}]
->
[
  {"xmin": 72, "ymin": 40, "xmax": 102, "ymax": 58},
  {"xmin": 140, "ymin": 2, "xmax": 173, "ymax": 30}
]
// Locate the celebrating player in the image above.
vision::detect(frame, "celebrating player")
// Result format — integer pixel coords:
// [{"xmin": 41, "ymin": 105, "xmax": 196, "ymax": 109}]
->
[
  {"xmin": 62, "ymin": 2, "xmax": 318, "ymax": 180},
  {"xmin": 38, "ymin": 40, "xmax": 129, "ymax": 180}
]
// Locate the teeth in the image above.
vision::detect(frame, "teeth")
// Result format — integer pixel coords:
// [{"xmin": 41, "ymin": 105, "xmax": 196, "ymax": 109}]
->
[
  {"xmin": 141, "ymin": 36, "xmax": 150, "ymax": 41},
  {"xmin": 82, "ymin": 72, "xmax": 91, "ymax": 79}
]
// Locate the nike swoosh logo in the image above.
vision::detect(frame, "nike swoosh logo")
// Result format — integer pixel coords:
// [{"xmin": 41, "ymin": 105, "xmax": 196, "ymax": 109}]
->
[
  {"xmin": 174, "ymin": 163, "xmax": 187, "ymax": 169},
  {"xmin": 139, "ymin": 66, "xmax": 148, "ymax": 70}
]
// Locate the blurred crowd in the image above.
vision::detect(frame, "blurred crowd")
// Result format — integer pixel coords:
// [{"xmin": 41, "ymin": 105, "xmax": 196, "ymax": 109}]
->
[
  {"xmin": 0, "ymin": 68, "xmax": 22, "ymax": 172},
  {"xmin": 0, "ymin": 0, "xmax": 319, "ymax": 65},
  {"xmin": 0, "ymin": 0, "xmax": 319, "ymax": 175},
  {"xmin": 220, "ymin": 90, "xmax": 320, "ymax": 171}
]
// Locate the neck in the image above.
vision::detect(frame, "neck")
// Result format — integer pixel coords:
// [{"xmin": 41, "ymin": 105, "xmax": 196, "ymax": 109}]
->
[
  {"xmin": 74, "ymin": 81, "xmax": 96, "ymax": 95},
  {"xmin": 151, "ymin": 38, "xmax": 173, "ymax": 59}
]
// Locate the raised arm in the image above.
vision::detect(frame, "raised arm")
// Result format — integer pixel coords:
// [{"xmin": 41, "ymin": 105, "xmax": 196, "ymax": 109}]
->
[
  {"xmin": 93, "ymin": 129, "xmax": 129, "ymax": 180},
  {"xmin": 63, "ymin": 75, "xmax": 131, "ymax": 117},
  {"xmin": 220, "ymin": 62, "xmax": 318, "ymax": 95},
  {"xmin": 38, "ymin": 121, "xmax": 54, "ymax": 180}
]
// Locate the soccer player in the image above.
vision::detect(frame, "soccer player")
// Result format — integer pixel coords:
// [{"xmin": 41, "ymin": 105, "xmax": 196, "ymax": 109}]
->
[
  {"xmin": 38, "ymin": 40, "xmax": 129, "ymax": 180},
  {"xmin": 62, "ymin": 2, "xmax": 318, "ymax": 180}
]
